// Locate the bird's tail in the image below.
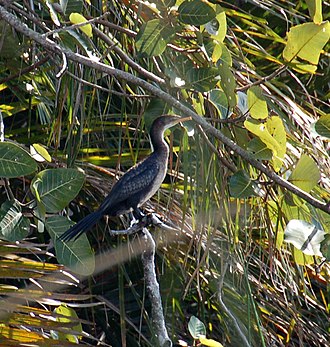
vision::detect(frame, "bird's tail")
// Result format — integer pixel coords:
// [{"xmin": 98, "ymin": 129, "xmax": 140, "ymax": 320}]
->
[{"xmin": 60, "ymin": 210, "xmax": 103, "ymax": 242}]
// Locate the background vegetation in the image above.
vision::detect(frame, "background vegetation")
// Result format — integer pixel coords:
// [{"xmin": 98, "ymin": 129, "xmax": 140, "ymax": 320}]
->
[{"xmin": 0, "ymin": 0, "xmax": 329, "ymax": 346}]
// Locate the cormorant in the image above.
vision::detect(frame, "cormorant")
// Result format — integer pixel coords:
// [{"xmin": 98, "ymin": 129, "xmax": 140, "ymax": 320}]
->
[{"xmin": 60, "ymin": 115, "xmax": 191, "ymax": 241}]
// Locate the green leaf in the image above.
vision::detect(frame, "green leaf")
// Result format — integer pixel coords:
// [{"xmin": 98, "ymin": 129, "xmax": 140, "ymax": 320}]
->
[
  {"xmin": 186, "ymin": 67, "xmax": 219, "ymax": 92},
  {"xmin": 204, "ymin": 8, "xmax": 227, "ymax": 43},
  {"xmin": 64, "ymin": 0, "xmax": 83, "ymax": 15},
  {"xmin": 199, "ymin": 335, "xmax": 224, "ymax": 347},
  {"xmin": 320, "ymin": 234, "xmax": 330, "ymax": 261},
  {"xmin": 188, "ymin": 316, "xmax": 206, "ymax": 339},
  {"xmin": 136, "ymin": 19, "xmax": 175, "ymax": 57},
  {"xmin": 69, "ymin": 12, "xmax": 92, "ymax": 37},
  {"xmin": 244, "ymin": 116, "xmax": 286, "ymax": 171},
  {"xmin": 209, "ymin": 89, "xmax": 229, "ymax": 119},
  {"xmin": 178, "ymin": 0, "xmax": 216, "ymax": 25},
  {"xmin": 247, "ymin": 85, "xmax": 268, "ymax": 119},
  {"xmin": 229, "ymin": 170, "xmax": 260, "ymax": 198},
  {"xmin": 30, "ymin": 144, "xmax": 52, "ymax": 162},
  {"xmin": 46, "ymin": 216, "xmax": 95, "ymax": 275},
  {"xmin": 247, "ymin": 138, "xmax": 273, "ymax": 160},
  {"xmin": 293, "ymin": 246, "xmax": 314, "ymax": 265},
  {"xmin": 314, "ymin": 114, "xmax": 330, "ymax": 138},
  {"xmin": 54, "ymin": 304, "xmax": 82, "ymax": 342},
  {"xmin": 306, "ymin": 0, "xmax": 323, "ymax": 24},
  {"xmin": 266, "ymin": 116, "xmax": 286, "ymax": 171},
  {"xmin": 283, "ymin": 21, "xmax": 330, "ymax": 65},
  {"xmin": 288, "ymin": 154, "xmax": 320, "ymax": 192},
  {"xmin": 0, "ymin": 142, "xmax": 37, "ymax": 178},
  {"xmin": 30, "ymin": 168, "xmax": 85, "ymax": 213},
  {"xmin": 0, "ymin": 201, "xmax": 29, "ymax": 241},
  {"xmin": 218, "ymin": 62, "xmax": 236, "ymax": 108}
]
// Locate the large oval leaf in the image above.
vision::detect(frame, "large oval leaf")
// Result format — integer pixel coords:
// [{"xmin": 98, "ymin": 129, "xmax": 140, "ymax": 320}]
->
[
  {"xmin": 288, "ymin": 154, "xmax": 320, "ymax": 192},
  {"xmin": 186, "ymin": 67, "xmax": 219, "ymax": 92},
  {"xmin": 314, "ymin": 114, "xmax": 330, "ymax": 139},
  {"xmin": 0, "ymin": 200, "xmax": 29, "ymax": 241},
  {"xmin": 228, "ymin": 170, "xmax": 261, "ymax": 198},
  {"xmin": 218, "ymin": 62, "xmax": 236, "ymax": 108},
  {"xmin": 136, "ymin": 19, "xmax": 175, "ymax": 57},
  {"xmin": 283, "ymin": 21, "xmax": 330, "ymax": 65},
  {"xmin": 178, "ymin": 0, "xmax": 216, "ymax": 26},
  {"xmin": 31, "ymin": 168, "xmax": 85, "ymax": 213},
  {"xmin": 0, "ymin": 142, "xmax": 37, "ymax": 178},
  {"xmin": 46, "ymin": 216, "xmax": 95, "ymax": 275},
  {"xmin": 244, "ymin": 116, "xmax": 286, "ymax": 171}
]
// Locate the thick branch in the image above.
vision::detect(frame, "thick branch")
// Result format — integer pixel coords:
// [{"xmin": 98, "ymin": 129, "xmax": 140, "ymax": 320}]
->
[
  {"xmin": 141, "ymin": 228, "xmax": 172, "ymax": 347},
  {"xmin": 0, "ymin": 4, "xmax": 328, "ymax": 214}
]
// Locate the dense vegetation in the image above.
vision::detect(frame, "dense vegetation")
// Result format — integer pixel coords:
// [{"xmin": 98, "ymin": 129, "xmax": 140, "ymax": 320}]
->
[{"xmin": 0, "ymin": 0, "xmax": 329, "ymax": 346}]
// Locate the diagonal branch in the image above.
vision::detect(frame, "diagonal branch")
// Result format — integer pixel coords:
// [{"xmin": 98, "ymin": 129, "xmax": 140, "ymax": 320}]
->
[{"xmin": 0, "ymin": 4, "xmax": 328, "ymax": 215}]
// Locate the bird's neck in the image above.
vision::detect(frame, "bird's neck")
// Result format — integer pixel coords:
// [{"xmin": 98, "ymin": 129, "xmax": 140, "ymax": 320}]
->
[{"xmin": 149, "ymin": 128, "xmax": 169, "ymax": 156}]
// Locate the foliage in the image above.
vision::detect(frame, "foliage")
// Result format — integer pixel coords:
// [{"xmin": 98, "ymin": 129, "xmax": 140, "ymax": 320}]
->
[{"xmin": 0, "ymin": 0, "xmax": 329, "ymax": 346}]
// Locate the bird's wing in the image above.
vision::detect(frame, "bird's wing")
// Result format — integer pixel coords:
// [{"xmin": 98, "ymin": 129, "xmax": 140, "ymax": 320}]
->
[{"xmin": 99, "ymin": 158, "xmax": 160, "ymax": 211}]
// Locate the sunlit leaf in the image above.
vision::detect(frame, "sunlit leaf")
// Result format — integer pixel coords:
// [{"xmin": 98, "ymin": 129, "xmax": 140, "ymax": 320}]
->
[
  {"xmin": 46, "ymin": 216, "xmax": 95, "ymax": 275},
  {"xmin": 178, "ymin": 0, "xmax": 216, "ymax": 25},
  {"xmin": 0, "ymin": 142, "xmax": 37, "ymax": 178},
  {"xmin": 283, "ymin": 21, "xmax": 330, "ymax": 65},
  {"xmin": 244, "ymin": 116, "xmax": 286, "ymax": 171},
  {"xmin": 30, "ymin": 144, "xmax": 52, "ymax": 162},
  {"xmin": 204, "ymin": 8, "xmax": 227, "ymax": 43},
  {"xmin": 288, "ymin": 154, "xmax": 320, "ymax": 192},
  {"xmin": 247, "ymin": 85, "xmax": 268, "ymax": 119},
  {"xmin": 30, "ymin": 168, "xmax": 85, "ymax": 213},
  {"xmin": 53, "ymin": 304, "xmax": 82, "ymax": 342},
  {"xmin": 306, "ymin": 0, "xmax": 323, "ymax": 24},
  {"xmin": 199, "ymin": 335, "xmax": 224, "ymax": 347},
  {"xmin": 69, "ymin": 12, "xmax": 92, "ymax": 37},
  {"xmin": 266, "ymin": 116, "xmax": 286, "ymax": 171}
]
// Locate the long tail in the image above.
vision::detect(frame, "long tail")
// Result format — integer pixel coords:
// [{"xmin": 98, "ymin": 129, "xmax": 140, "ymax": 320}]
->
[{"xmin": 60, "ymin": 210, "xmax": 103, "ymax": 242}]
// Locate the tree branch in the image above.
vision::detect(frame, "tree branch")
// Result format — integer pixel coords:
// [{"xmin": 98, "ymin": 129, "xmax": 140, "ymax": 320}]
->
[{"xmin": 0, "ymin": 4, "xmax": 328, "ymax": 214}]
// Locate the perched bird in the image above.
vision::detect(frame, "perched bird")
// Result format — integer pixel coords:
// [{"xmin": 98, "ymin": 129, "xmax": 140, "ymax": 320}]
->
[{"xmin": 60, "ymin": 115, "xmax": 191, "ymax": 241}]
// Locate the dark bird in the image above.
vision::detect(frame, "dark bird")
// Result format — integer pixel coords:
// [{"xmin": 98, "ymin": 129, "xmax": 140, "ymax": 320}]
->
[{"xmin": 60, "ymin": 115, "xmax": 191, "ymax": 242}]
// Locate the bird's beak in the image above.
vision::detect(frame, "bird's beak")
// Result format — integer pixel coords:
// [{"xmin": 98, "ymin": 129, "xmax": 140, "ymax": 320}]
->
[{"xmin": 178, "ymin": 116, "xmax": 192, "ymax": 123}]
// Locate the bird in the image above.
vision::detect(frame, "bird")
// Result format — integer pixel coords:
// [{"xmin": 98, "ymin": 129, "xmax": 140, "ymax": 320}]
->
[{"xmin": 60, "ymin": 115, "xmax": 191, "ymax": 242}]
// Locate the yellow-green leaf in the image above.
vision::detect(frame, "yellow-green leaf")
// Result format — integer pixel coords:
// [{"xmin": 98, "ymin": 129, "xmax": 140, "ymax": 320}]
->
[
  {"xmin": 199, "ymin": 335, "xmax": 224, "ymax": 347},
  {"xmin": 288, "ymin": 154, "xmax": 320, "ymax": 192},
  {"xmin": 266, "ymin": 116, "xmax": 286, "ymax": 171},
  {"xmin": 55, "ymin": 304, "xmax": 82, "ymax": 342},
  {"xmin": 283, "ymin": 21, "xmax": 330, "ymax": 65},
  {"xmin": 69, "ymin": 13, "xmax": 92, "ymax": 38},
  {"xmin": 306, "ymin": 0, "xmax": 323, "ymax": 24},
  {"xmin": 247, "ymin": 85, "xmax": 268, "ymax": 119},
  {"xmin": 293, "ymin": 247, "xmax": 314, "ymax": 265},
  {"xmin": 244, "ymin": 116, "xmax": 286, "ymax": 171},
  {"xmin": 30, "ymin": 144, "xmax": 51, "ymax": 162}
]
